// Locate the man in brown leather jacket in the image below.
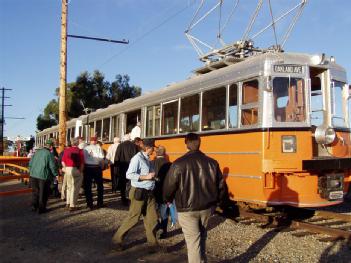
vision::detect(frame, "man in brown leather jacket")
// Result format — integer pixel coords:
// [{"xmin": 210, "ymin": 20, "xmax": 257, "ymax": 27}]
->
[{"xmin": 163, "ymin": 133, "xmax": 226, "ymax": 263}]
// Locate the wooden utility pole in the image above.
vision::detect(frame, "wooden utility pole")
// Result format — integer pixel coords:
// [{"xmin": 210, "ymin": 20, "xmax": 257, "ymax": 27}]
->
[{"xmin": 59, "ymin": 0, "xmax": 68, "ymax": 152}]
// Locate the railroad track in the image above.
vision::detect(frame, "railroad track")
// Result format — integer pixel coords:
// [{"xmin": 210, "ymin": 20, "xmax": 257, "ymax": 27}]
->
[{"xmin": 223, "ymin": 207, "xmax": 351, "ymax": 244}]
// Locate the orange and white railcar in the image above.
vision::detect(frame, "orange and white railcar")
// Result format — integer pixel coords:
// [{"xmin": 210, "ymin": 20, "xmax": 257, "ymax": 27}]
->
[{"xmin": 37, "ymin": 51, "xmax": 351, "ymax": 208}]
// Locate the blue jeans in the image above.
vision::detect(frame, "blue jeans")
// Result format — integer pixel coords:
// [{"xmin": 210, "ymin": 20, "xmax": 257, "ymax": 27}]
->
[{"xmin": 159, "ymin": 201, "xmax": 177, "ymax": 234}]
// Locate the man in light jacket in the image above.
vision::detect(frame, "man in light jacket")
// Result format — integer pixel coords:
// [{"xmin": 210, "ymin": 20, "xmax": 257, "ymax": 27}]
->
[{"xmin": 83, "ymin": 136, "xmax": 105, "ymax": 209}]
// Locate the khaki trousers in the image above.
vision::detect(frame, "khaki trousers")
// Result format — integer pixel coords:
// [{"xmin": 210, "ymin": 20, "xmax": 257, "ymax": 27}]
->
[
  {"xmin": 61, "ymin": 171, "xmax": 67, "ymax": 200},
  {"xmin": 65, "ymin": 167, "xmax": 83, "ymax": 208},
  {"xmin": 112, "ymin": 186, "xmax": 158, "ymax": 245},
  {"xmin": 178, "ymin": 208, "xmax": 212, "ymax": 263}
]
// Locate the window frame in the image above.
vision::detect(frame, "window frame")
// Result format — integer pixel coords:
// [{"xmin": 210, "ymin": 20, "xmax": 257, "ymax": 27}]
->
[
  {"xmin": 161, "ymin": 99, "xmax": 180, "ymax": 136},
  {"xmin": 240, "ymin": 78, "xmax": 260, "ymax": 127},
  {"xmin": 228, "ymin": 83, "xmax": 239, "ymax": 129},
  {"xmin": 179, "ymin": 93, "xmax": 201, "ymax": 134},
  {"xmin": 201, "ymin": 85, "xmax": 227, "ymax": 131}
]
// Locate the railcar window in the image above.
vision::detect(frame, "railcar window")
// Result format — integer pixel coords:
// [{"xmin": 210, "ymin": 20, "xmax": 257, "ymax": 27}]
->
[
  {"xmin": 66, "ymin": 129, "xmax": 70, "ymax": 143},
  {"xmin": 112, "ymin": 115, "xmax": 120, "ymax": 139},
  {"xmin": 229, "ymin": 84, "xmax": 238, "ymax": 128},
  {"xmin": 162, "ymin": 100, "xmax": 178, "ymax": 135},
  {"xmin": 146, "ymin": 105, "xmax": 161, "ymax": 137},
  {"xmin": 126, "ymin": 110, "xmax": 141, "ymax": 134},
  {"xmin": 202, "ymin": 87, "xmax": 226, "ymax": 130},
  {"xmin": 102, "ymin": 118, "xmax": 110, "ymax": 142},
  {"xmin": 273, "ymin": 77, "xmax": 306, "ymax": 122},
  {"xmin": 241, "ymin": 80, "xmax": 259, "ymax": 125},
  {"xmin": 331, "ymin": 81, "xmax": 346, "ymax": 127},
  {"xmin": 82, "ymin": 123, "xmax": 87, "ymax": 141},
  {"xmin": 311, "ymin": 77, "xmax": 323, "ymax": 126},
  {"xmin": 89, "ymin": 122, "xmax": 94, "ymax": 139},
  {"xmin": 180, "ymin": 94, "xmax": 199, "ymax": 133},
  {"xmin": 95, "ymin": 120, "xmax": 102, "ymax": 140},
  {"xmin": 71, "ymin": 127, "xmax": 75, "ymax": 139}
]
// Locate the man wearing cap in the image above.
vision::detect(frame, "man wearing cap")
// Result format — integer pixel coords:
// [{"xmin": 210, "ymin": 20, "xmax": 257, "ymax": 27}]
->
[
  {"xmin": 83, "ymin": 136, "xmax": 105, "ymax": 209},
  {"xmin": 112, "ymin": 138, "xmax": 158, "ymax": 251},
  {"xmin": 29, "ymin": 139, "xmax": 58, "ymax": 213}
]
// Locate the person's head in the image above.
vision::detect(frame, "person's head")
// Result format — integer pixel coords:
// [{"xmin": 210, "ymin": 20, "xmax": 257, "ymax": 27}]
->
[
  {"xmin": 133, "ymin": 137, "xmax": 143, "ymax": 150},
  {"xmin": 123, "ymin": 133, "xmax": 131, "ymax": 141},
  {"xmin": 78, "ymin": 137, "xmax": 84, "ymax": 143},
  {"xmin": 155, "ymin": 145, "xmax": 166, "ymax": 157},
  {"xmin": 136, "ymin": 121, "xmax": 141, "ymax": 127},
  {"xmin": 113, "ymin": 137, "xmax": 120, "ymax": 144},
  {"xmin": 90, "ymin": 136, "xmax": 97, "ymax": 145},
  {"xmin": 71, "ymin": 137, "xmax": 80, "ymax": 147},
  {"xmin": 143, "ymin": 139, "xmax": 155, "ymax": 155},
  {"xmin": 45, "ymin": 139, "xmax": 54, "ymax": 149},
  {"xmin": 185, "ymin": 133, "xmax": 201, "ymax": 151}
]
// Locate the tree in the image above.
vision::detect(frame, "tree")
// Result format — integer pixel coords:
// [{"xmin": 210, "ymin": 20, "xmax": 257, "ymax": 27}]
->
[
  {"xmin": 36, "ymin": 71, "xmax": 141, "ymax": 131},
  {"xmin": 25, "ymin": 135, "xmax": 35, "ymax": 152}
]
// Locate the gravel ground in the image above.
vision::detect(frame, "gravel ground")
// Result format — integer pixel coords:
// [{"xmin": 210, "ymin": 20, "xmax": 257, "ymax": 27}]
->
[{"xmin": 1, "ymin": 182, "xmax": 350, "ymax": 263}]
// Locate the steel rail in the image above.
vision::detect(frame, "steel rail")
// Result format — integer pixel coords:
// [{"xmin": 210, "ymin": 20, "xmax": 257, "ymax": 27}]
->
[
  {"xmin": 234, "ymin": 208, "xmax": 351, "ymax": 241},
  {"xmin": 289, "ymin": 220, "xmax": 351, "ymax": 240}
]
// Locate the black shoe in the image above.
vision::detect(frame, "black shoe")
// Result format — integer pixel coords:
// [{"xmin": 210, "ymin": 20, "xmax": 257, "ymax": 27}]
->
[
  {"xmin": 97, "ymin": 204, "xmax": 106, "ymax": 209},
  {"xmin": 38, "ymin": 208, "xmax": 48, "ymax": 214},
  {"xmin": 87, "ymin": 205, "xmax": 94, "ymax": 210},
  {"xmin": 159, "ymin": 232, "xmax": 167, "ymax": 239},
  {"xmin": 147, "ymin": 244, "xmax": 161, "ymax": 254},
  {"xmin": 111, "ymin": 243, "xmax": 124, "ymax": 252},
  {"xmin": 121, "ymin": 199, "xmax": 129, "ymax": 206}
]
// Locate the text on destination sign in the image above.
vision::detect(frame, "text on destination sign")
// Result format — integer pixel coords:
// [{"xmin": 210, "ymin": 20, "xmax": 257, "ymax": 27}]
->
[{"xmin": 274, "ymin": 65, "xmax": 303, "ymax": 74}]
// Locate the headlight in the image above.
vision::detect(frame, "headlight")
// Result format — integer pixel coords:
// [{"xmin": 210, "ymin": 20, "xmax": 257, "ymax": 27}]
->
[{"xmin": 314, "ymin": 126, "xmax": 336, "ymax": 145}]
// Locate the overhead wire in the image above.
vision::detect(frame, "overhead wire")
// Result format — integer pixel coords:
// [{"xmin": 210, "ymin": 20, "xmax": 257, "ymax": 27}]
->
[
  {"xmin": 97, "ymin": 0, "xmax": 196, "ymax": 68},
  {"xmin": 268, "ymin": 0, "xmax": 278, "ymax": 47}
]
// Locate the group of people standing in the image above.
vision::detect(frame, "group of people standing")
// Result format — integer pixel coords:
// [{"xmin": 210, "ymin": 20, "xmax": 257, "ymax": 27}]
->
[
  {"xmin": 29, "ymin": 131, "xmax": 226, "ymax": 263},
  {"xmin": 111, "ymin": 133, "xmax": 226, "ymax": 263},
  {"xmin": 29, "ymin": 136, "xmax": 106, "ymax": 213}
]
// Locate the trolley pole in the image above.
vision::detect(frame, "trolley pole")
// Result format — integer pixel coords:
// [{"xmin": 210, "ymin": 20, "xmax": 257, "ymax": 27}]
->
[{"xmin": 59, "ymin": 0, "xmax": 68, "ymax": 152}]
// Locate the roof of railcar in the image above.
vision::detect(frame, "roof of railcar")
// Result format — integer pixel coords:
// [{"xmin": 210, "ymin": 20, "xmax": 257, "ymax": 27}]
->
[{"xmin": 37, "ymin": 52, "xmax": 347, "ymax": 136}]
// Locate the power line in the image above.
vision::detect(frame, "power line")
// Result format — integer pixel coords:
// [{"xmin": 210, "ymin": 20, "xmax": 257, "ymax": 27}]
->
[
  {"xmin": 98, "ymin": 1, "xmax": 196, "ymax": 68},
  {"xmin": 67, "ymin": 34, "xmax": 129, "ymax": 44}
]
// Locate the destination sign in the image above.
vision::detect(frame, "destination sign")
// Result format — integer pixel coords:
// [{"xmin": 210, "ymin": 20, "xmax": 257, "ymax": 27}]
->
[{"xmin": 273, "ymin": 64, "xmax": 303, "ymax": 74}]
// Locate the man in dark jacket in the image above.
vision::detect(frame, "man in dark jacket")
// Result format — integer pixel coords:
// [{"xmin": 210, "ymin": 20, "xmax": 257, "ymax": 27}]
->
[
  {"xmin": 114, "ymin": 134, "xmax": 138, "ymax": 205},
  {"xmin": 163, "ymin": 133, "xmax": 226, "ymax": 263},
  {"xmin": 29, "ymin": 139, "xmax": 58, "ymax": 214}
]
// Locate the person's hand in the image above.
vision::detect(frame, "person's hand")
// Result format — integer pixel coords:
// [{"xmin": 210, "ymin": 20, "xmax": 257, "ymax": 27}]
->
[{"xmin": 147, "ymin": 172, "xmax": 155, "ymax": 180}]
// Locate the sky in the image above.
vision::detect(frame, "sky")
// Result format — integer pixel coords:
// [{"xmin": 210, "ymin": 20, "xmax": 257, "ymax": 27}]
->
[{"xmin": 1, "ymin": 0, "xmax": 350, "ymax": 139}]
